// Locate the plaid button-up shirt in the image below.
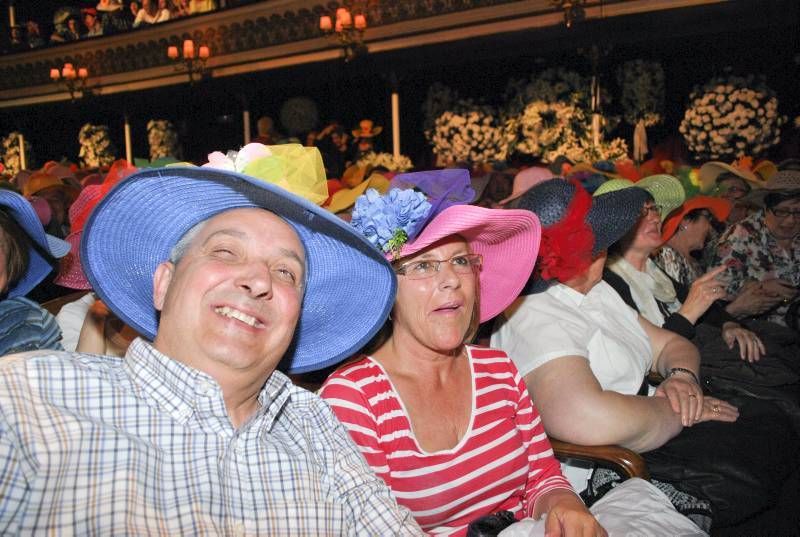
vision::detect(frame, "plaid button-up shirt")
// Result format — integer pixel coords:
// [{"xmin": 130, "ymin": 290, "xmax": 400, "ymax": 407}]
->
[{"xmin": 0, "ymin": 338, "xmax": 422, "ymax": 536}]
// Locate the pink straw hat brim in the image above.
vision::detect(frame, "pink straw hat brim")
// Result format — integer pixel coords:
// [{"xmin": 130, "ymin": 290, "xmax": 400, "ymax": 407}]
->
[{"xmin": 395, "ymin": 205, "xmax": 541, "ymax": 322}]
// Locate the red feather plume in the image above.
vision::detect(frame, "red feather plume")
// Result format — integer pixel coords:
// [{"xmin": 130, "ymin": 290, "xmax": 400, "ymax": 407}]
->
[{"xmin": 537, "ymin": 180, "xmax": 595, "ymax": 283}]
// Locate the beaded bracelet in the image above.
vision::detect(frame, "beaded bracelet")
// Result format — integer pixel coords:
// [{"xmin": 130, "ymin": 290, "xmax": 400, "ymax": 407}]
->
[{"xmin": 666, "ymin": 367, "xmax": 700, "ymax": 386}]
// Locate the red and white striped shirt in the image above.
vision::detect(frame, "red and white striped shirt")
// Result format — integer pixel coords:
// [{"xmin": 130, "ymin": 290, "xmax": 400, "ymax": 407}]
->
[{"xmin": 320, "ymin": 346, "xmax": 573, "ymax": 536}]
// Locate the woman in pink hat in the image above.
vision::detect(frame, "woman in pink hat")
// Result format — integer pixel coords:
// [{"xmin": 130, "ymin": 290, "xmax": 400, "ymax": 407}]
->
[{"xmin": 319, "ymin": 169, "xmax": 607, "ymax": 536}]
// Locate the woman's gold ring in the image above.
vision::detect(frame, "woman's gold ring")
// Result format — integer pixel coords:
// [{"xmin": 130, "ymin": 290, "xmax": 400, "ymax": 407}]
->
[
  {"xmin": 712, "ymin": 404, "xmax": 720, "ymax": 413},
  {"xmin": 712, "ymin": 287, "xmax": 719, "ymax": 293}
]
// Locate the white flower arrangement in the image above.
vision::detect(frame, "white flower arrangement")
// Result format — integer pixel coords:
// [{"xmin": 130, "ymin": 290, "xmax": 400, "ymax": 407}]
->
[
  {"xmin": 507, "ymin": 100, "xmax": 583, "ymax": 160},
  {"xmin": 430, "ymin": 99, "xmax": 510, "ymax": 165},
  {"xmin": 422, "ymin": 82, "xmax": 458, "ymax": 142},
  {"xmin": 679, "ymin": 74, "xmax": 786, "ymax": 159},
  {"xmin": 616, "ymin": 59, "xmax": 665, "ymax": 127},
  {"xmin": 147, "ymin": 119, "xmax": 182, "ymax": 160},
  {"xmin": 78, "ymin": 123, "xmax": 117, "ymax": 169},
  {"xmin": 357, "ymin": 152, "xmax": 414, "ymax": 172},
  {"xmin": 0, "ymin": 131, "xmax": 32, "ymax": 176}
]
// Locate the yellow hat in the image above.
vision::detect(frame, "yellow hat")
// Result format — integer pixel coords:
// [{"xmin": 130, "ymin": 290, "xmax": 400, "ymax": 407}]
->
[{"xmin": 327, "ymin": 172, "xmax": 390, "ymax": 214}]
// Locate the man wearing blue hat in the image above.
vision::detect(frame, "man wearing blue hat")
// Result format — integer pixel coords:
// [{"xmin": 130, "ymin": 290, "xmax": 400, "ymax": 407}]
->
[{"xmin": 0, "ymin": 147, "xmax": 422, "ymax": 534}]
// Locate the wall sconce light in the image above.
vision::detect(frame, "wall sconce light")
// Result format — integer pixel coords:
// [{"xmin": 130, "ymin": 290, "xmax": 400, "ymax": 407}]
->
[
  {"xmin": 167, "ymin": 39, "xmax": 211, "ymax": 84},
  {"xmin": 49, "ymin": 63, "xmax": 89, "ymax": 100},
  {"xmin": 320, "ymin": 4, "xmax": 368, "ymax": 62}
]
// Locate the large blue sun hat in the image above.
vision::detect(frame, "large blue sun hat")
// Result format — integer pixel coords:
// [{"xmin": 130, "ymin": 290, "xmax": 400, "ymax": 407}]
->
[{"xmin": 82, "ymin": 146, "xmax": 396, "ymax": 374}]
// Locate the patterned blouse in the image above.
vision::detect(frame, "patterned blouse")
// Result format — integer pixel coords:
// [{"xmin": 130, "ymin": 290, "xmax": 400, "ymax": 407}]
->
[
  {"xmin": 653, "ymin": 246, "xmax": 703, "ymax": 287},
  {"xmin": 711, "ymin": 210, "xmax": 800, "ymax": 326}
]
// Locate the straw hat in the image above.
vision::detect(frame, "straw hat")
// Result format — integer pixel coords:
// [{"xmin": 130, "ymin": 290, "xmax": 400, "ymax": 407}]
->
[
  {"xmin": 661, "ymin": 196, "xmax": 732, "ymax": 242},
  {"xmin": 82, "ymin": 146, "xmax": 396, "ymax": 374},
  {"xmin": 744, "ymin": 169, "xmax": 800, "ymax": 206},
  {"xmin": 0, "ymin": 190, "xmax": 70, "ymax": 298},
  {"xmin": 497, "ymin": 166, "xmax": 555, "ymax": 206},
  {"xmin": 350, "ymin": 168, "xmax": 541, "ymax": 322},
  {"xmin": 517, "ymin": 179, "xmax": 649, "ymax": 293},
  {"xmin": 699, "ymin": 159, "xmax": 764, "ymax": 193},
  {"xmin": 351, "ymin": 119, "xmax": 383, "ymax": 138},
  {"xmin": 593, "ymin": 174, "xmax": 685, "ymax": 222}
]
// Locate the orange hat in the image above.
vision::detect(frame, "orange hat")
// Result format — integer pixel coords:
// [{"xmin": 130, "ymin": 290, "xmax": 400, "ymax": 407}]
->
[
  {"xmin": 22, "ymin": 171, "xmax": 80, "ymax": 202},
  {"xmin": 661, "ymin": 195, "xmax": 731, "ymax": 242}
]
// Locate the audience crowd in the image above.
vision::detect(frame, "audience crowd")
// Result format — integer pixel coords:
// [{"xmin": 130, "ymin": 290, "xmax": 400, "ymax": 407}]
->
[
  {"xmin": 0, "ymin": 135, "xmax": 798, "ymax": 535},
  {"xmin": 3, "ymin": 0, "xmax": 233, "ymax": 52}
]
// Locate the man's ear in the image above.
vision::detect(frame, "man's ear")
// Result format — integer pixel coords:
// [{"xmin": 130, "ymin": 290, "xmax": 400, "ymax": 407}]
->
[{"xmin": 153, "ymin": 261, "xmax": 175, "ymax": 312}]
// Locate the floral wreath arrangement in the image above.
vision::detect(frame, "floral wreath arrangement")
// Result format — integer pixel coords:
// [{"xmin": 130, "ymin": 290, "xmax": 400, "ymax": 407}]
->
[
  {"xmin": 147, "ymin": 119, "xmax": 182, "ymax": 161},
  {"xmin": 422, "ymin": 82, "xmax": 459, "ymax": 143},
  {"xmin": 505, "ymin": 100, "xmax": 628, "ymax": 163},
  {"xmin": 679, "ymin": 73, "xmax": 786, "ymax": 160},
  {"xmin": 0, "ymin": 131, "xmax": 33, "ymax": 176},
  {"xmin": 430, "ymin": 99, "xmax": 510, "ymax": 165},
  {"xmin": 356, "ymin": 151, "xmax": 413, "ymax": 172},
  {"xmin": 616, "ymin": 59, "xmax": 665, "ymax": 128},
  {"xmin": 78, "ymin": 123, "xmax": 117, "ymax": 169}
]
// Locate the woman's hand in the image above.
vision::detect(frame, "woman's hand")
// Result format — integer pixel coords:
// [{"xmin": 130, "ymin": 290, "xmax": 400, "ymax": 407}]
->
[
  {"xmin": 697, "ymin": 396, "xmax": 739, "ymax": 423},
  {"xmin": 725, "ymin": 280, "xmax": 786, "ymax": 318},
  {"xmin": 677, "ymin": 266, "xmax": 728, "ymax": 324},
  {"xmin": 721, "ymin": 322, "xmax": 766, "ymax": 362},
  {"xmin": 539, "ymin": 489, "xmax": 607, "ymax": 537},
  {"xmin": 653, "ymin": 375, "xmax": 703, "ymax": 427}
]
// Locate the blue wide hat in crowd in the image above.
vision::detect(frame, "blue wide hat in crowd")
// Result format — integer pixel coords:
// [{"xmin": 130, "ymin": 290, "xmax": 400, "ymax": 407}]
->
[
  {"xmin": 0, "ymin": 190, "xmax": 70, "ymax": 298},
  {"xmin": 82, "ymin": 162, "xmax": 397, "ymax": 374}
]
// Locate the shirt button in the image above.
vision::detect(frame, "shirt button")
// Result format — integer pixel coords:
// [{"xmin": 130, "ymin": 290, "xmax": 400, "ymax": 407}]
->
[
  {"xmin": 198, "ymin": 380, "xmax": 213, "ymax": 395},
  {"xmin": 233, "ymin": 522, "xmax": 246, "ymax": 536}
]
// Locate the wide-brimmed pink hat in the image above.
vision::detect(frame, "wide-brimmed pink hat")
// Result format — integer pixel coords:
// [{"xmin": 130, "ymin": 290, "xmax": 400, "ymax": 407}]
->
[
  {"xmin": 351, "ymin": 170, "xmax": 541, "ymax": 323},
  {"xmin": 395, "ymin": 205, "xmax": 541, "ymax": 322},
  {"xmin": 55, "ymin": 159, "xmax": 137, "ymax": 289},
  {"xmin": 497, "ymin": 166, "xmax": 555, "ymax": 206}
]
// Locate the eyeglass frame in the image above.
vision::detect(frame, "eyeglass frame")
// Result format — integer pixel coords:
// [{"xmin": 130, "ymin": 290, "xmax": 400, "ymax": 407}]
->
[
  {"xmin": 394, "ymin": 253, "xmax": 483, "ymax": 280},
  {"xmin": 640, "ymin": 202, "xmax": 663, "ymax": 219},
  {"xmin": 768, "ymin": 207, "xmax": 800, "ymax": 220}
]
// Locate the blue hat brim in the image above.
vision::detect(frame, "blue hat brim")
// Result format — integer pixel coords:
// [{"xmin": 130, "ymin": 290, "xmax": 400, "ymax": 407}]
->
[
  {"xmin": 0, "ymin": 190, "xmax": 70, "ymax": 298},
  {"xmin": 81, "ymin": 167, "xmax": 396, "ymax": 374}
]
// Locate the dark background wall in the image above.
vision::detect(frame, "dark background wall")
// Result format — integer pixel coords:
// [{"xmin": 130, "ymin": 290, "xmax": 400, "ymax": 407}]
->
[{"xmin": 2, "ymin": 0, "xmax": 799, "ymax": 167}]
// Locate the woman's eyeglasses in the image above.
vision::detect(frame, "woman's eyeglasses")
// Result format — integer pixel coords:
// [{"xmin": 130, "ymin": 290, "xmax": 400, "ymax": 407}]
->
[
  {"xmin": 769, "ymin": 208, "xmax": 800, "ymax": 220},
  {"xmin": 395, "ymin": 254, "xmax": 483, "ymax": 280},
  {"xmin": 640, "ymin": 204, "xmax": 663, "ymax": 218}
]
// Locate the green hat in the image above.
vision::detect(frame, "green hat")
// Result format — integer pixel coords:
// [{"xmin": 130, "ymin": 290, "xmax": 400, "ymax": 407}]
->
[{"xmin": 593, "ymin": 174, "xmax": 684, "ymax": 222}]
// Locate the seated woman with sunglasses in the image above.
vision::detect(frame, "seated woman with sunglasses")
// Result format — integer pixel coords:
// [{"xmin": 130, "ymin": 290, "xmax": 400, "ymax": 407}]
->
[
  {"xmin": 321, "ymin": 171, "xmax": 700, "ymax": 537},
  {"xmin": 712, "ymin": 170, "xmax": 800, "ymax": 332}
]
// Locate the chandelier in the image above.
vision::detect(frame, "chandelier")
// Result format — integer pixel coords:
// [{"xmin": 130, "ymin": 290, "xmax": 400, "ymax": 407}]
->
[
  {"xmin": 319, "ymin": 4, "xmax": 368, "ymax": 62},
  {"xmin": 49, "ymin": 63, "xmax": 89, "ymax": 100},
  {"xmin": 550, "ymin": 0, "xmax": 587, "ymax": 28},
  {"xmin": 167, "ymin": 40, "xmax": 211, "ymax": 84}
]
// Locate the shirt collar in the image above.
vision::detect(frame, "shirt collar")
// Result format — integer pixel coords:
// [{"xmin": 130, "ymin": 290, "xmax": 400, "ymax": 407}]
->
[
  {"xmin": 124, "ymin": 338, "xmax": 292, "ymax": 431},
  {"xmin": 548, "ymin": 281, "xmax": 591, "ymax": 307}
]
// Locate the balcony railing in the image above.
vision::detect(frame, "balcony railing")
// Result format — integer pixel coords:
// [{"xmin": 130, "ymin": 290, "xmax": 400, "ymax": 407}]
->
[{"xmin": 0, "ymin": 0, "xmax": 721, "ymax": 108}]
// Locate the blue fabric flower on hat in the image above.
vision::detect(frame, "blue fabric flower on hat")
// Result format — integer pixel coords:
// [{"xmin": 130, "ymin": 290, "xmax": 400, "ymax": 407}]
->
[{"xmin": 351, "ymin": 187, "xmax": 431, "ymax": 258}]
